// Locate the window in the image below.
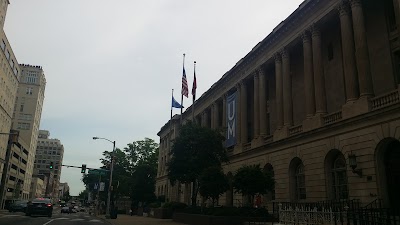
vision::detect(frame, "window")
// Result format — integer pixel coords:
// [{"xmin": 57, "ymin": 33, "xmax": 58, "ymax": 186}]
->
[
  {"xmin": 295, "ymin": 164, "xmax": 306, "ymax": 200},
  {"xmin": 0, "ymin": 40, "xmax": 5, "ymax": 51},
  {"xmin": 19, "ymin": 104, "xmax": 24, "ymax": 112},
  {"xmin": 26, "ymin": 87, "xmax": 33, "ymax": 95},
  {"xmin": 332, "ymin": 157, "xmax": 348, "ymax": 199},
  {"xmin": 5, "ymin": 50, "xmax": 9, "ymax": 60},
  {"xmin": 17, "ymin": 122, "xmax": 30, "ymax": 130}
]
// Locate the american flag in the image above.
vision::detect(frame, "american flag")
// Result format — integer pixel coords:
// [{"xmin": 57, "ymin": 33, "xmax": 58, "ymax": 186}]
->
[{"xmin": 181, "ymin": 66, "xmax": 188, "ymax": 97}]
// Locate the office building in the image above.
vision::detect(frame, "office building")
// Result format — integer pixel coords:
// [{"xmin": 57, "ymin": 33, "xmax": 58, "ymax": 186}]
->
[
  {"xmin": 34, "ymin": 130, "xmax": 64, "ymax": 199},
  {"xmin": 156, "ymin": 0, "xmax": 400, "ymax": 210}
]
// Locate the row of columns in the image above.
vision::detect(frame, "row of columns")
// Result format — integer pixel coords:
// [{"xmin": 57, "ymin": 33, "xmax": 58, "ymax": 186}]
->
[{"xmin": 195, "ymin": 0, "xmax": 374, "ymax": 145}]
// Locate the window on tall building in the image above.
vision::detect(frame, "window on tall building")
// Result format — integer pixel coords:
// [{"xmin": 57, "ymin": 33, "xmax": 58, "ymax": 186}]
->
[
  {"xmin": 5, "ymin": 50, "xmax": 9, "ymax": 60},
  {"xmin": 26, "ymin": 87, "xmax": 33, "ymax": 95},
  {"xmin": 19, "ymin": 104, "xmax": 24, "ymax": 112},
  {"xmin": 1, "ymin": 40, "xmax": 5, "ymax": 51}
]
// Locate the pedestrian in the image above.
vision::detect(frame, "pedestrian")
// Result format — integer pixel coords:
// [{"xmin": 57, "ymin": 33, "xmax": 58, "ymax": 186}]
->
[{"xmin": 129, "ymin": 208, "xmax": 133, "ymax": 216}]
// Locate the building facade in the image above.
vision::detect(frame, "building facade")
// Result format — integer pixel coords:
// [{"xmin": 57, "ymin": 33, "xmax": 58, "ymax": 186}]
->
[
  {"xmin": 34, "ymin": 130, "xmax": 64, "ymax": 199},
  {"xmin": 156, "ymin": 0, "xmax": 400, "ymax": 209},
  {"xmin": 29, "ymin": 176, "xmax": 44, "ymax": 199},
  {"xmin": 12, "ymin": 64, "xmax": 46, "ymax": 200},
  {"xmin": 58, "ymin": 182, "xmax": 69, "ymax": 200},
  {"xmin": 0, "ymin": 4, "xmax": 20, "ymax": 188},
  {"xmin": 0, "ymin": 130, "xmax": 29, "ymax": 208}
]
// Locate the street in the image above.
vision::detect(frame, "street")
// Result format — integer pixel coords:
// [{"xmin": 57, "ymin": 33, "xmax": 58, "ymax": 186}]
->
[{"xmin": 0, "ymin": 209, "xmax": 106, "ymax": 225}]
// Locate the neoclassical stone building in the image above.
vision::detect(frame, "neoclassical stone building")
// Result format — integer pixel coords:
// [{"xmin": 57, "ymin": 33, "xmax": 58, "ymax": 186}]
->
[{"xmin": 156, "ymin": 0, "xmax": 400, "ymax": 209}]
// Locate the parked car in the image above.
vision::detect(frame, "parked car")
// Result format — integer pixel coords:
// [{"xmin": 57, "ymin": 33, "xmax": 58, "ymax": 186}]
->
[
  {"xmin": 8, "ymin": 200, "xmax": 28, "ymax": 212},
  {"xmin": 25, "ymin": 198, "xmax": 53, "ymax": 217},
  {"xmin": 61, "ymin": 206, "xmax": 70, "ymax": 214}
]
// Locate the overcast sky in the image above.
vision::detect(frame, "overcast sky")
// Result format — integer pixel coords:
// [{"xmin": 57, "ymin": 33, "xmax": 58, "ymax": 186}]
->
[{"xmin": 5, "ymin": 0, "xmax": 304, "ymax": 195}]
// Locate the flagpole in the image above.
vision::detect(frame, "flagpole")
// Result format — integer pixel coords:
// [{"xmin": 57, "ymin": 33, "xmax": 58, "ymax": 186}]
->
[
  {"xmin": 192, "ymin": 61, "xmax": 196, "ymax": 123},
  {"xmin": 171, "ymin": 89, "xmax": 174, "ymax": 121},
  {"xmin": 180, "ymin": 53, "xmax": 185, "ymax": 124}
]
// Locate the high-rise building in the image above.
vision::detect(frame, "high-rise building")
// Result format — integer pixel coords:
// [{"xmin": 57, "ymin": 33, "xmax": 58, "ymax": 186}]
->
[
  {"xmin": 0, "ymin": 0, "xmax": 9, "ymax": 29},
  {"xmin": 58, "ymin": 182, "xmax": 69, "ymax": 200},
  {"xmin": 34, "ymin": 130, "xmax": 64, "ymax": 199},
  {"xmin": 0, "ymin": 0, "xmax": 20, "ymax": 198},
  {"xmin": 11, "ymin": 64, "xmax": 46, "ymax": 200}
]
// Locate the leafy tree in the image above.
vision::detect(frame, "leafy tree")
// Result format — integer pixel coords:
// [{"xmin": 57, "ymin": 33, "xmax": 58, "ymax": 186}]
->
[
  {"xmin": 62, "ymin": 190, "xmax": 72, "ymax": 202},
  {"xmin": 198, "ymin": 166, "xmax": 229, "ymax": 206},
  {"xmin": 232, "ymin": 164, "xmax": 275, "ymax": 206},
  {"xmin": 82, "ymin": 138, "xmax": 159, "ymax": 206},
  {"xmin": 168, "ymin": 122, "xmax": 228, "ymax": 206}
]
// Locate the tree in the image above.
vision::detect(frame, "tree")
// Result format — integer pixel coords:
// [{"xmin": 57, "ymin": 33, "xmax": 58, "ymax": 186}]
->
[
  {"xmin": 81, "ymin": 138, "xmax": 159, "ymax": 206},
  {"xmin": 168, "ymin": 122, "xmax": 228, "ymax": 206},
  {"xmin": 232, "ymin": 164, "xmax": 275, "ymax": 206},
  {"xmin": 63, "ymin": 190, "xmax": 72, "ymax": 202},
  {"xmin": 198, "ymin": 166, "xmax": 229, "ymax": 206}
]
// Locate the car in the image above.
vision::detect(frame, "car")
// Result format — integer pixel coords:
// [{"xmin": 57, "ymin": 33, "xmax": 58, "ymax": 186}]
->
[
  {"xmin": 61, "ymin": 206, "xmax": 70, "ymax": 214},
  {"xmin": 25, "ymin": 198, "xmax": 53, "ymax": 217},
  {"xmin": 8, "ymin": 200, "xmax": 28, "ymax": 212}
]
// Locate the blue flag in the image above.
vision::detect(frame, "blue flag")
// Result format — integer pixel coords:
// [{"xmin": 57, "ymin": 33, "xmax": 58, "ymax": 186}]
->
[{"xmin": 172, "ymin": 96, "xmax": 184, "ymax": 108}]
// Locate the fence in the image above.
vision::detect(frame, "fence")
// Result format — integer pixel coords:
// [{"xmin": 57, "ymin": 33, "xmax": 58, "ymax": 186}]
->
[{"xmin": 273, "ymin": 199, "xmax": 400, "ymax": 225}]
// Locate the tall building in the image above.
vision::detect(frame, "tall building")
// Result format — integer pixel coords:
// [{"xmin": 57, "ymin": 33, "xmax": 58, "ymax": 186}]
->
[
  {"xmin": 11, "ymin": 64, "xmax": 46, "ymax": 200},
  {"xmin": 58, "ymin": 182, "xmax": 69, "ymax": 199},
  {"xmin": 0, "ymin": 0, "xmax": 20, "ymax": 196},
  {"xmin": 156, "ymin": 0, "xmax": 400, "ymax": 210},
  {"xmin": 34, "ymin": 130, "xmax": 64, "ymax": 199}
]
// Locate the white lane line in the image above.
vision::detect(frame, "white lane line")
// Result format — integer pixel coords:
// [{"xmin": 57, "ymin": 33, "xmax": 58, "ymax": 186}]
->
[
  {"xmin": 2, "ymin": 215, "xmax": 22, "ymax": 217},
  {"xmin": 43, "ymin": 219, "xmax": 56, "ymax": 225},
  {"xmin": 70, "ymin": 218, "xmax": 85, "ymax": 221},
  {"xmin": 89, "ymin": 219, "xmax": 103, "ymax": 223}
]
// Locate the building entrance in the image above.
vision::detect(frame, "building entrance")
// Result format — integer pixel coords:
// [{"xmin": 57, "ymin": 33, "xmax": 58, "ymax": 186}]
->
[{"xmin": 385, "ymin": 140, "xmax": 400, "ymax": 209}]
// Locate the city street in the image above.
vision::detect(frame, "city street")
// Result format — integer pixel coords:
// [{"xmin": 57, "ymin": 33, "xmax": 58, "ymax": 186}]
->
[{"xmin": 0, "ymin": 209, "xmax": 107, "ymax": 225}]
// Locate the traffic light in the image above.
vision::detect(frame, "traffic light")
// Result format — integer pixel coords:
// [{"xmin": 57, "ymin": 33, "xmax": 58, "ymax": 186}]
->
[
  {"xmin": 49, "ymin": 162, "xmax": 53, "ymax": 169},
  {"xmin": 81, "ymin": 164, "xmax": 87, "ymax": 174}
]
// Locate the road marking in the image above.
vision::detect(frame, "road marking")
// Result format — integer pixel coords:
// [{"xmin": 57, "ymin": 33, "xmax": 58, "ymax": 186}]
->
[
  {"xmin": 70, "ymin": 218, "xmax": 85, "ymax": 221},
  {"xmin": 2, "ymin": 215, "xmax": 22, "ymax": 217},
  {"xmin": 89, "ymin": 219, "xmax": 103, "ymax": 223},
  {"xmin": 43, "ymin": 219, "xmax": 56, "ymax": 225}
]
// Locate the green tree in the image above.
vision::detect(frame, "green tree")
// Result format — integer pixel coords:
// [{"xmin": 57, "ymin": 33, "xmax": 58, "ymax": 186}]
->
[
  {"xmin": 168, "ymin": 122, "xmax": 228, "ymax": 206},
  {"xmin": 232, "ymin": 164, "xmax": 275, "ymax": 206},
  {"xmin": 198, "ymin": 166, "xmax": 229, "ymax": 206},
  {"xmin": 63, "ymin": 190, "xmax": 72, "ymax": 202}
]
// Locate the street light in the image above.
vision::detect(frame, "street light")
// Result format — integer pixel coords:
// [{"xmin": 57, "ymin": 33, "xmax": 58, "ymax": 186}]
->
[{"xmin": 92, "ymin": 136, "xmax": 115, "ymax": 218}]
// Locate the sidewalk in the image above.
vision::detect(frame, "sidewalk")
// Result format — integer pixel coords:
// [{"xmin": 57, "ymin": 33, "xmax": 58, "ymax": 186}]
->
[{"xmin": 100, "ymin": 214, "xmax": 189, "ymax": 225}]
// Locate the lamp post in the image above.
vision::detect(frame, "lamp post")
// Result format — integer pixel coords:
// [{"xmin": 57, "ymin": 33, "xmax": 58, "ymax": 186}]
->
[{"xmin": 93, "ymin": 136, "xmax": 115, "ymax": 218}]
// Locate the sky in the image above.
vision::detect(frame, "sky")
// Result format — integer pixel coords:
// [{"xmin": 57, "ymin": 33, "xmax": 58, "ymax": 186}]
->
[{"xmin": 4, "ymin": 0, "xmax": 304, "ymax": 196}]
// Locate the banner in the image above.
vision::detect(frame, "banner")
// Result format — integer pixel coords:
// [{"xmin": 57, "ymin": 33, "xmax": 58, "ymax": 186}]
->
[{"xmin": 226, "ymin": 91, "xmax": 237, "ymax": 147}]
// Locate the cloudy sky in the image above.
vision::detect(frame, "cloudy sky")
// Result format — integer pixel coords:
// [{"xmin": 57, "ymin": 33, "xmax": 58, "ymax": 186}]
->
[{"xmin": 5, "ymin": 0, "xmax": 304, "ymax": 195}]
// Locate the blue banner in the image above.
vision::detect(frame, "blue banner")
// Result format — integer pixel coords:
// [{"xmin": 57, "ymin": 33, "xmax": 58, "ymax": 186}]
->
[{"xmin": 226, "ymin": 91, "xmax": 237, "ymax": 147}]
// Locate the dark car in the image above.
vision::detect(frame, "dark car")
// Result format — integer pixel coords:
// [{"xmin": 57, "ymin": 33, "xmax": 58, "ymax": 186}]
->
[
  {"xmin": 25, "ymin": 198, "xmax": 53, "ymax": 217},
  {"xmin": 8, "ymin": 200, "xmax": 28, "ymax": 212}
]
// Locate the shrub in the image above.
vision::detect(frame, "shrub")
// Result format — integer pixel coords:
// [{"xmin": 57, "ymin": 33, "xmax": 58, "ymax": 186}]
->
[{"xmin": 161, "ymin": 201, "xmax": 187, "ymax": 212}]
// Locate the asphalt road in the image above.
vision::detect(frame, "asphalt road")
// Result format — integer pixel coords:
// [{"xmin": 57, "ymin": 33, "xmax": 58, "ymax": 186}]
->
[{"xmin": 0, "ymin": 208, "xmax": 107, "ymax": 225}]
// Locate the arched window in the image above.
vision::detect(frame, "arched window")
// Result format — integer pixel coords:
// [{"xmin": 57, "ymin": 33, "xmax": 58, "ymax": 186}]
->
[
  {"xmin": 289, "ymin": 157, "xmax": 306, "ymax": 201},
  {"xmin": 295, "ymin": 163, "xmax": 306, "ymax": 200},
  {"xmin": 332, "ymin": 156, "xmax": 348, "ymax": 199}
]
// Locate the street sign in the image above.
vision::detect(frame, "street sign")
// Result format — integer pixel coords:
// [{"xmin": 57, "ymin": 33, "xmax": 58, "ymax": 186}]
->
[
  {"xmin": 99, "ymin": 182, "xmax": 105, "ymax": 191},
  {"xmin": 88, "ymin": 169, "xmax": 109, "ymax": 176}
]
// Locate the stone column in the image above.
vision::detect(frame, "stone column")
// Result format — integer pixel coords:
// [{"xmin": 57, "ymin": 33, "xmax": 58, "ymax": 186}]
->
[
  {"xmin": 214, "ymin": 102, "xmax": 220, "ymax": 129},
  {"xmin": 222, "ymin": 94, "xmax": 227, "ymax": 129},
  {"xmin": 210, "ymin": 104, "xmax": 215, "ymax": 129},
  {"xmin": 302, "ymin": 31, "xmax": 316, "ymax": 118},
  {"xmin": 204, "ymin": 109, "xmax": 209, "ymax": 128},
  {"xmin": 240, "ymin": 80, "xmax": 248, "ymax": 144},
  {"xmin": 259, "ymin": 68, "xmax": 268, "ymax": 136},
  {"xmin": 201, "ymin": 111, "xmax": 206, "ymax": 127},
  {"xmin": 236, "ymin": 84, "xmax": 242, "ymax": 145},
  {"xmin": 253, "ymin": 72, "xmax": 260, "ymax": 138},
  {"xmin": 311, "ymin": 25, "xmax": 327, "ymax": 114},
  {"xmin": 350, "ymin": 0, "xmax": 374, "ymax": 97},
  {"xmin": 282, "ymin": 49, "xmax": 293, "ymax": 126},
  {"xmin": 339, "ymin": 1, "xmax": 359, "ymax": 101},
  {"xmin": 275, "ymin": 53, "xmax": 284, "ymax": 129}
]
